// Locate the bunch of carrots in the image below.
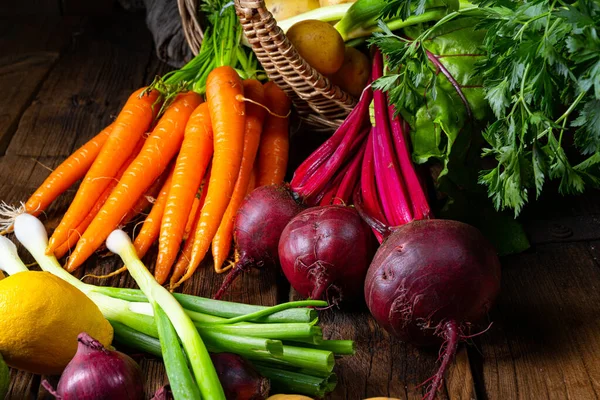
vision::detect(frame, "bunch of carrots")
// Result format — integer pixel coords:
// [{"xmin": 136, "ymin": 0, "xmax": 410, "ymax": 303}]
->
[{"xmin": 2, "ymin": 66, "xmax": 291, "ymax": 289}]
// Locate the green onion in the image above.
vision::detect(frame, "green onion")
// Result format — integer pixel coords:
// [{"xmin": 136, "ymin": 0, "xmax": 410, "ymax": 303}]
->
[
  {"xmin": 109, "ymin": 320, "xmax": 162, "ymax": 358},
  {"xmin": 244, "ymin": 345, "xmax": 334, "ymax": 375},
  {"xmin": 154, "ymin": 304, "xmax": 202, "ymax": 400},
  {"xmin": 106, "ymin": 229, "xmax": 225, "ymax": 400},
  {"xmin": 293, "ymin": 339, "xmax": 356, "ymax": 355},
  {"xmin": 207, "ymin": 300, "xmax": 327, "ymax": 324},
  {"xmin": 254, "ymin": 365, "xmax": 337, "ymax": 398},
  {"xmin": 0, "ymin": 236, "xmax": 28, "ymax": 275},
  {"xmin": 97, "ymin": 287, "xmax": 318, "ymax": 323}
]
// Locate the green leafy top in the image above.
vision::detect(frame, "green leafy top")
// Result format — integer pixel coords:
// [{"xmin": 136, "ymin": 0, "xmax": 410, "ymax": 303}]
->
[
  {"xmin": 371, "ymin": 0, "xmax": 600, "ymax": 216},
  {"xmin": 476, "ymin": 0, "xmax": 600, "ymax": 215}
]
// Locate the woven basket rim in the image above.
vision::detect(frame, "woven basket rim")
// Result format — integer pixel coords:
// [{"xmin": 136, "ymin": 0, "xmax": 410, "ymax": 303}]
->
[{"xmin": 178, "ymin": 0, "xmax": 356, "ymax": 130}]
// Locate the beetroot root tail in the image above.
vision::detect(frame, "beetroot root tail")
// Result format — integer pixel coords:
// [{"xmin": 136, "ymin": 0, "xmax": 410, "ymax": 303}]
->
[
  {"xmin": 213, "ymin": 265, "xmax": 245, "ymax": 300},
  {"xmin": 423, "ymin": 320, "xmax": 460, "ymax": 400}
]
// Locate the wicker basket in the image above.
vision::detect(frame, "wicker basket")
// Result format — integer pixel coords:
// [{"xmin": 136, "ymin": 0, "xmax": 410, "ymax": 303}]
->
[{"xmin": 178, "ymin": 0, "xmax": 357, "ymax": 130}]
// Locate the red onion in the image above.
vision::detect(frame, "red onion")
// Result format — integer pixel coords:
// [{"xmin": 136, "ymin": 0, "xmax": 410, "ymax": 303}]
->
[
  {"xmin": 210, "ymin": 353, "xmax": 270, "ymax": 400},
  {"xmin": 42, "ymin": 332, "xmax": 144, "ymax": 400}
]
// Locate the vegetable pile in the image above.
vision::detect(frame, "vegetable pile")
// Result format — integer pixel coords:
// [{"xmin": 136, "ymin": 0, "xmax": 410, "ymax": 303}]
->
[
  {"xmin": 0, "ymin": 214, "xmax": 352, "ymax": 399},
  {"xmin": 0, "ymin": 39, "xmax": 290, "ymax": 290}
]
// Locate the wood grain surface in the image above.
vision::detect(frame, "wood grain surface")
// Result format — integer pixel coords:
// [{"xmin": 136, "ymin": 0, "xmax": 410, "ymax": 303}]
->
[{"xmin": 1, "ymin": 9, "xmax": 599, "ymax": 400}]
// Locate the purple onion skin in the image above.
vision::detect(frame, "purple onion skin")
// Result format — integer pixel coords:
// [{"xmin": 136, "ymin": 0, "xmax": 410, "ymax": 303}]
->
[
  {"xmin": 364, "ymin": 219, "xmax": 501, "ymax": 346},
  {"xmin": 43, "ymin": 333, "xmax": 143, "ymax": 400},
  {"xmin": 210, "ymin": 353, "xmax": 270, "ymax": 400},
  {"xmin": 278, "ymin": 205, "xmax": 376, "ymax": 302}
]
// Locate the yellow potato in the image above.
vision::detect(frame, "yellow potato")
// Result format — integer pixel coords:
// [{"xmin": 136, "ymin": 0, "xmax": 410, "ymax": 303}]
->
[
  {"xmin": 328, "ymin": 47, "xmax": 371, "ymax": 98},
  {"xmin": 265, "ymin": 0, "xmax": 320, "ymax": 21},
  {"xmin": 267, "ymin": 395, "xmax": 314, "ymax": 400},
  {"xmin": 286, "ymin": 20, "xmax": 346, "ymax": 75}
]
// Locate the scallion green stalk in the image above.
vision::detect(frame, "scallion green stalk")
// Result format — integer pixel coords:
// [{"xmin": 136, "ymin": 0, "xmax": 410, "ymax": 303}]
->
[
  {"xmin": 293, "ymin": 339, "xmax": 356, "ymax": 355},
  {"xmin": 109, "ymin": 320, "xmax": 162, "ymax": 358},
  {"xmin": 254, "ymin": 364, "xmax": 337, "ymax": 398},
  {"xmin": 97, "ymin": 287, "xmax": 319, "ymax": 323},
  {"xmin": 154, "ymin": 304, "xmax": 202, "ymax": 400},
  {"xmin": 106, "ymin": 229, "xmax": 225, "ymax": 400}
]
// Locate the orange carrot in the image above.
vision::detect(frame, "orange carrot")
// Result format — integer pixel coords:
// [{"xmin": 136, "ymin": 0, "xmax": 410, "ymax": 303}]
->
[
  {"xmin": 47, "ymin": 88, "xmax": 160, "ymax": 254},
  {"xmin": 64, "ymin": 92, "xmax": 202, "ymax": 272},
  {"xmin": 133, "ymin": 167, "xmax": 175, "ymax": 259},
  {"xmin": 247, "ymin": 164, "xmax": 257, "ymax": 194},
  {"xmin": 120, "ymin": 166, "xmax": 170, "ymax": 227},
  {"xmin": 22, "ymin": 124, "xmax": 114, "ymax": 218},
  {"xmin": 170, "ymin": 66, "xmax": 245, "ymax": 288},
  {"xmin": 53, "ymin": 136, "xmax": 146, "ymax": 259},
  {"xmin": 155, "ymin": 102, "xmax": 213, "ymax": 284},
  {"xmin": 256, "ymin": 82, "xmax": 292, "ymax": 186},
  {"xmin": 170, "ymin": 166, "xmax": 211, "ymax": 282},
  {"xmin": 183, "ymin": 192, "xmax": 201, "ymax": 242},
  {"xmin": 212, "ymin": 79, "xmax": 266, "ymax": 273}
]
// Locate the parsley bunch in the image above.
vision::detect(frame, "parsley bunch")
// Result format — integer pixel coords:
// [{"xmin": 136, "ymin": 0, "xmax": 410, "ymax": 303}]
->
[{"xmin": 477, "ymin": 0, "xmax": 600, "ymax": 215}]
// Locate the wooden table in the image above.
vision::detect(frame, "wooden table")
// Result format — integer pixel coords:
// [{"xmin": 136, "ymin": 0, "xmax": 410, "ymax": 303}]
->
[{"xmin": 2, "ymin": 9, "xmax": 600, "ymax": 400}]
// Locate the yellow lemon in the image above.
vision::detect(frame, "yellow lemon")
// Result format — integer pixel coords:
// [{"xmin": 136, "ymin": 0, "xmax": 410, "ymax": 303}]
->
[{"xmin": 0, "ymin": 271, "xmax": 113, "ymax": 375}]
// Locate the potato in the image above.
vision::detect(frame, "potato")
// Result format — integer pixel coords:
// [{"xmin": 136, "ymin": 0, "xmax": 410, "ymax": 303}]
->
[
  {"xmin": 328, "ymin": 47, "xmax": 371, "ymax": 98},
  {"xmin": 319, "ymin": 0, "xmax": 356, "ymax": 6},
  {"xmin": 265, "ymin": 0, "xmax": 320, "ymax": 21},
  {"xmin": 266, "ymin": 395, "xmax": 314, "ymax": 400},
  {"xmin": 286, "ymin": 20, "xmax": 346, "ymax": 75}
]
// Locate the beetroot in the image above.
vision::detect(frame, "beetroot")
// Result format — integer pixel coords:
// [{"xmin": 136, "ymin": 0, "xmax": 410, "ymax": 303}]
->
[
  {"xmin": 213, "ymin": 185, "xmax": 304, "ymax": 299},
  {"xmin": 278, "ymin": 205, "xmax": 375, "ymax": 302},
  {"xmin": 364, "ymin": 219, "xmax": 501, "ymax": 398}
]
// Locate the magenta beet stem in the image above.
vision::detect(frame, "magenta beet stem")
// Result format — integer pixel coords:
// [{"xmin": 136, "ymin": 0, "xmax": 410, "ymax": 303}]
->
[
  {"xmin": 333, "ymin": 140, "xmax": 367, "ymax": 205},
  {"xmin": 425, "ymin": 50, "xmax": 472, "ymax": 120},
  {"xmin": 291, "ymin": 87, "xmax": 373, "ymax": 198},
  {"xmin": 360, "ymin": 128, "xmax": 387, "ymax": 237},
  {"xmin": 388, "ymin": 104, "xmax": 432, "ymax": 220},
  {"xmin": 372, "ymin": 50, "xmax": 413, "ymax": 226}
]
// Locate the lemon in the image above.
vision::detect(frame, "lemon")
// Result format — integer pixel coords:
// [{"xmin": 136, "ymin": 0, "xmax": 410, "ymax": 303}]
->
[{"xmin": 0, "ymin": 271, "xmax": 113, "ymax": 375}]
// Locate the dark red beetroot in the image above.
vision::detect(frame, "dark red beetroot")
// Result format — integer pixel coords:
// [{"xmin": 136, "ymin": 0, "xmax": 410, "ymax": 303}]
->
[
  {"xmin": 278, "ymin": 205, "xmax": 375, "ymax": 302},
  {"xmin": 364, "ymin": 219, "xmax": 501, "ymax": 399},
  {"xmin": 213, "ymin": 185, "xmax": 304, "ymax": 299},
  {"xmin": 210, "ymin": 353, "xmax": 270, "ymax": 400}
]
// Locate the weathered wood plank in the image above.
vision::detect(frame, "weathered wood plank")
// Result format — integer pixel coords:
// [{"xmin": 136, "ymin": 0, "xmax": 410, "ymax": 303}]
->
[
  {"xmin": 5, "ymin": 12, "xmax": 168, "ymax": 158},
  {"xmin": 0, "ymin": 16, "xmax": 77, "ymax": 56},
  {"xmin": 474, "ymin": 243, "xmax": 600, "ymax": 400},
  {"xmin": 0, "ymin": 53, "xmax": 59, "ymax": 155}
]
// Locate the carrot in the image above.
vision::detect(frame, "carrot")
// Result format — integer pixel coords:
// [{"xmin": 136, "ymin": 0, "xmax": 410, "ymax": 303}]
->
[
  {"xmin": 120, "ymin": 166, "xmax": 170, "ymax": 227},
  {"xmin": 133, "ymin": 167, "xmax": 175, "ymax": 259},
  {"xmin": 53, "ymin": 136, "xmax": 146, "ymax": 259},
  {"xmin": 170, "ymin": 166, "xmax": 211, "ymax": 283},
  {"xmin": 183, "ymin": 192, "xmax": 201, "ymax": 241},
  {"xmin": 247, "ymin": 163, "xmax": 257, "ymax": 194},
  {"xmin": 23, "ymin": 124, "xmax": 114, "ymax": 218},
  {"xmin": 256, "ymin": 82, "xmax": 292, "ymax": 187},
  {"xmin": 155, "ymin": 102, "xmax": 213, "ymax": 285},
  {"xmin": 212, "ymin": 79, "xmax": 266, "ymax": 273},
  {"xmin": 46, "ymin": 88, "xmax": 160, "ymax": 254},
  {"xmin": 170, "ymin": 66, "xmax": 245, "ymax": 288},
  {"xmin": 64, "ymin": 92, "xmax": 202, "ymax": 272}
]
